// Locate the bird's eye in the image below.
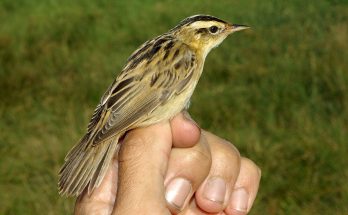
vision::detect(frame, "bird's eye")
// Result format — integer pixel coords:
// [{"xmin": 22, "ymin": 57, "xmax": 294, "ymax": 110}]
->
[{"xmin": 209, "ymin": 26, "xmax": 219, "ymax": 34}]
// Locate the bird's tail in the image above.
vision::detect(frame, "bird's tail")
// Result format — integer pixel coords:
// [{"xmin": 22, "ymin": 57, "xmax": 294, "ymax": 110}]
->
[{"xmin": 58, "ymin": 134, "xmax": 120, "ymax": 196}]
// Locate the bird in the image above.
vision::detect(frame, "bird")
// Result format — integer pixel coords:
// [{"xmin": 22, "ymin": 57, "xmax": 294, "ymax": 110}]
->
[{"xmin": 58, "ymin": 14, "xmax": 249, "ymax": 196}]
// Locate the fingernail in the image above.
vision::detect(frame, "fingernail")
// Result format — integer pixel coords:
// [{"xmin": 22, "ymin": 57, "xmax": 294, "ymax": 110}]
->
[
  {"xmin": 203, "ymin": 177, "xmax": 226, "ymax": 203},
  {"xmin": 165, "ymin": 178, "xmax": 192, "ymax": 210},
  {"xmin": 229, "ymin": 187, "xmax": 249, "ymax": 212}
]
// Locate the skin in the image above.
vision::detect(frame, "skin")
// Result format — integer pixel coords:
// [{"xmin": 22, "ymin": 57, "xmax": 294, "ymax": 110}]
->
[{"xmin": 75, "ymin": 113, "xmax": 261, "ymax": 215}]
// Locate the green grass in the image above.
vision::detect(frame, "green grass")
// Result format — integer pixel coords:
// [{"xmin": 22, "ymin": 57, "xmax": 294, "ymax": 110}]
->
[{"xmin": 1, "ymin": 0, "xmax": 348, "ymax": 214}]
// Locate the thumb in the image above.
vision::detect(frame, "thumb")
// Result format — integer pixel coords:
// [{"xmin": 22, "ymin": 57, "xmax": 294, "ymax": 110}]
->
[{"xmin": 112, "ymin": 121, "xmax": 172, "ymax": 215}]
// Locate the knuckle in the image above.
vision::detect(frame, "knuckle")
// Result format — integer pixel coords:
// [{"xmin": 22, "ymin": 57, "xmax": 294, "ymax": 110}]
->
[
  {"xmin": 214, "ymin": 139, "xmax": 241, "ymax": 164},
  {"xmin": 183, "ymin": 144, "xmax": 212, "ymax": 168},
  {"xmin": 226, "ymin": 141, "xmax": 241, "ymax": 157},
  {"xmin": 202, "ymin": 130, "xmax": 241, "ymax": 161},
  {"xmin": 193, "ymin": 147, "xmax": 212, "ymax": 165}
]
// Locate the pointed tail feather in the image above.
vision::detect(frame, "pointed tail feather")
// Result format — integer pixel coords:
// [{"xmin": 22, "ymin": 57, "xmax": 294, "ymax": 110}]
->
[{"xmin": 58, "ymin": 134, "xmax": 120, "ymax": 196}]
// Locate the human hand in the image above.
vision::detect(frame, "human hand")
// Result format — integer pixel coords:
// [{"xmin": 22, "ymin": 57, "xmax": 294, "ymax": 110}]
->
[{"xmin": 74, "ymin": 112, "xmax": 261, "ymax": 215}]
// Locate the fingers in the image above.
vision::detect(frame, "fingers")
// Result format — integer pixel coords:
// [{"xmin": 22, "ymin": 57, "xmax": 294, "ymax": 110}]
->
[
  {"xmin": 164, "ymin": 133, "xmax": 212, "ymax": 213},
  {"xmin": 185, "ymin": 131, "xmax": 261, "ymax": 215},
  {"xmin": 170, "ymin": 111, "xmax": 201, "ymax": 148},
  {"xmin": 112, "ymin": 121, "xmax": 173, "ymax": 215},
  {"xmin": 194, "ymin": 131, "xmax": 241, "ymax": 213},
  {"xmin": 225, "ymin": 158, "xmax": 261, "ymax": 215}
]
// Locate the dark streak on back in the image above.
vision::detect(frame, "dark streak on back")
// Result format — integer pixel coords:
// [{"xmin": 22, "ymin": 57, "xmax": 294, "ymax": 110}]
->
[
  {"xmin": 173, "ymin": 49, "xmax": 180, "ymax": 60},
  {"xmin": 174, "ymin": 61, "xmax": 182, "ymax": 70},
  {"xmin": 126, "ymin": 35, "xmax": 175, "ymax": 70},
  {"xmin": 163, "ymin": 40, "xmax": 175, "ymax": 60},
  {"xmin": 163, "ymin": 51, "xmax": 169, "ymax": 61},
  {"xmin": 127, "ymin": 42, "xmax": 152, "ymax": 63},
  {"xmin": 150, "ymin": 73, "xmax": 160, "ymax": 87},
  {"xmin": 164, "ymin": 40, "xmax": 174, "ymax": 51}
]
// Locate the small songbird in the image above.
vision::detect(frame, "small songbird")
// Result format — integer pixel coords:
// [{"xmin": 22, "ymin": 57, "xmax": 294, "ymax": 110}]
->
[{"xmin": 58, "ymin": 14, "xmax": 249, "ymax": 196}]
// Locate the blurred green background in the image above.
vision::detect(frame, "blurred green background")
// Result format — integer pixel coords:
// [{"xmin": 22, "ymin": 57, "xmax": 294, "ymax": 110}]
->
[{"xmin": 1, "ymin": 0, "xmax": 348, "ymax": 214}]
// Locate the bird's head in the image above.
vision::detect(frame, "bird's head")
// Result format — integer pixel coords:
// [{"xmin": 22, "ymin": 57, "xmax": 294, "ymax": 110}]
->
[{"xmin": 171, "ymin": 15, "xmax": 249, "ymax": 57}]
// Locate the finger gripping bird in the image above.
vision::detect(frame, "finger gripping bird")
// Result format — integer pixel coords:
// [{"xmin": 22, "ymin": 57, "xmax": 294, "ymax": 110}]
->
[{"xmin": 58, "ymin": 14, "xmax": 249, "ymax": 196}]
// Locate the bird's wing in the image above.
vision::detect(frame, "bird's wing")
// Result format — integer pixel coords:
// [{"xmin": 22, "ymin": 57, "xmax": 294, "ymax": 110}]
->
[
  {"xmin": 59, "ymin": 39, "xmax": 198, "ymax": 196},
  {"xmin": 87, "ymin": 39, "xmax": 198, "ymax": 146}
]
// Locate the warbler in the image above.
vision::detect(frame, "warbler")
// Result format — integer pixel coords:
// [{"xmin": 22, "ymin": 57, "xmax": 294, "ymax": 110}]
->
[{"xmin": 59, "ymin": 14, "xmax": 249, "ymax": 196}]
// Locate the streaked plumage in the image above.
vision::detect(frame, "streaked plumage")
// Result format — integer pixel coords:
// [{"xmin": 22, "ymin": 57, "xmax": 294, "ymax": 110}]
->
[{"xmin": 58, "ymin": 14, "xmax": 249, "ymax": 196}]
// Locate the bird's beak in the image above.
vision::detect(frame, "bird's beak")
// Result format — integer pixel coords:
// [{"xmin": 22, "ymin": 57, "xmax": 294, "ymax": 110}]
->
[{"xmin": 226, "ymin": 24, "xmax": 250, "ymax": 34}]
